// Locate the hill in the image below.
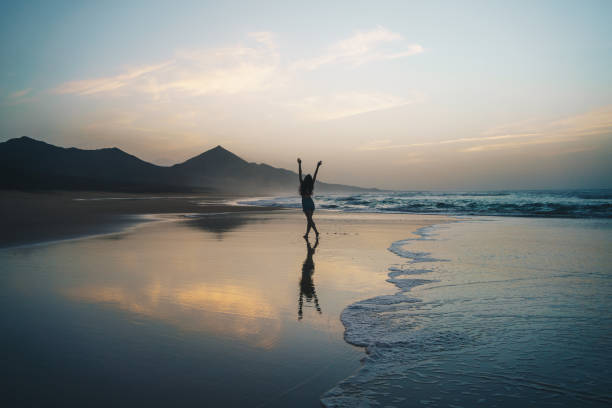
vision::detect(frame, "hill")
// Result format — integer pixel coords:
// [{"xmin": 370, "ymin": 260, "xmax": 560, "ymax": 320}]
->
[{"xmin": 0, "ymin": 136, "xmax": 373, "ymax": 194}]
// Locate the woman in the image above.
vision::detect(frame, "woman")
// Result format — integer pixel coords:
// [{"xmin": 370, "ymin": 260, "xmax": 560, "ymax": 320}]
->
[{"xmin": 297, "ymin": 158, "xmax": 322, "ymax": 238}]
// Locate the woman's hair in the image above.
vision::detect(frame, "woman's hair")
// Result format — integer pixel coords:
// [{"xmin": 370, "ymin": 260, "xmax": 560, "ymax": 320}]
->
[{"xmin": 300, "ymin": 174, "xmax": 314, "ymax": 196}]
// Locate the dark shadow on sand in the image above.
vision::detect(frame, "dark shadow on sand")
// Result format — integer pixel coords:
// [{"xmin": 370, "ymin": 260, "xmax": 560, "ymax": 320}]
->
[{"xmin": 182, "ymin": 213, "xmax": 270, "ymax": 240}]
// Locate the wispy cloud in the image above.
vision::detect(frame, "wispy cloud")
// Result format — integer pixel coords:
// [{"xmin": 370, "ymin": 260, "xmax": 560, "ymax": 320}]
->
[
  {"xmin": 459, "ymin": 137, "xmax": 567, "ymax": 152},
  {"xmin": 549, "ymin": 107, "xmax": 612, "ymax": 136},
  {"xmin": 462, "ymin": 106, "xmax": 612, "ymax": 152},
  {"xmin": 9, "ymin": 88, "xmax": 32, "ymax": 99},
  {"xmin": 247, "ymin": 31, "xmax": 277, "ymax": 50},
  {"xmin": 291, "ymin": 26, "xmax": 423, "ymax": 70},
  {"xmin": 290, "ymin": 92, "xmax": 416, "ymax": 121},
  {"xmin": 358, "ymin": 106, "xmax": 612, "ymax": 153},
  {"xmin": 53, "ymin": 63, "xmax": 173, "ymax": 95},
  {"xmin": 2, "ymin": 87, "xmax": 37, "ymax": 106},
  {"xmin": 358, "ymin": 132, "xmax": 541, "ymax": 151},
  {"xmin": 53, "ymin": 32, "xmax": 281, "ymax": 97},
  {"xmin": 50, "ymin": 28, "xmax": 423, "ymax": 123},
  {"xmin": 53, "ymin": 27, "xmax": 420, "ymax": 100}
]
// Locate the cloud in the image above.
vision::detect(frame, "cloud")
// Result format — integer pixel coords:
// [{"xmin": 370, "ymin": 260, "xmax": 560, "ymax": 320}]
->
[
  {"xmin": 459, "ymin": 137, "xmax": 567, "ymax": 152},
  {"xmin": 53, "ymin": 32, "xmax": 281, "ymax": 97},
  {"xmin": 290, "ymin": 92, "xmax": 415, "ymax": 121},
  {"xmin": 50, "ymin": 28, "xmax": 422, "ymax": 124},
  {"xmin": 53, "ymin": 62, "xmax": 173, "ymax": 95},
  {"xmin": 462, "ymin": 106, "xmax": 612, "ymax": 152},
  {"xmin": 52, "ymin": 27, "xmax": 420, "ymax": 100},
  {"xmin": 357, "ymin": 132, "xmax": 541, "ymax": 151},
  {"xmin": 9, "ymin": 88, "xmax": 32, "ymax": 99},
  {"xmin": 2, "ymin": 88, "xmax": 35, "ymax": 106},
  {"xmin": 549, "ymin": 107, "xmax": 612, "ymax": 136},
  {"xmin": 291, "ymin": 26, "xmax": 423, "ymax": 70},
  {"xmin": 247, "ymin": 31, "xmax": 277, "ymax": 49},
  {"xmin": 358, "ymin": 106, "xmax": 612, "ymax": 153}
]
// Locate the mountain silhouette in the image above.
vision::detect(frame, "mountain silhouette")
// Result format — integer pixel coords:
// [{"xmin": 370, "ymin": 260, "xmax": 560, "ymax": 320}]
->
[{"xmin": 0, "ymin": 136, "xmax": 373, "ymax": 193}]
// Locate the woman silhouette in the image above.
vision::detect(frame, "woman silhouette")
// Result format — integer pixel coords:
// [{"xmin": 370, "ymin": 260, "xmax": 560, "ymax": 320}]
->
[
  {"xmin": 298, "ymin": 236, "xmax": 321, "ymax": 320},
  {"xmin": 297, "ymin": 158, "xmax": 322, "ymax": 238}
]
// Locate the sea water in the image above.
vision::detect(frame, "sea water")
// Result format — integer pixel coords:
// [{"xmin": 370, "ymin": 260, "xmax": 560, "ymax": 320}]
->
[
  {"xmin": 321, "ymin": 217, "xmax": 612, "ymax": 407},
  {"xmin": 239, "ymin": 190, "xmax": 612, "ymax": 218},
  {"xmin": 240, "ymin": 191, "xmax": 612, "ymax": 406}
]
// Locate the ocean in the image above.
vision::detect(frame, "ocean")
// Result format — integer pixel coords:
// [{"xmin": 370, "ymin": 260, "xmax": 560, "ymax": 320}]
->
[
  {"xmin": 242, "ymin": 191, "xmax": 612, "ymax": 407},
  {"xmin": 239, "ymin": 189, "xmax": 612, "ymax": 218}
]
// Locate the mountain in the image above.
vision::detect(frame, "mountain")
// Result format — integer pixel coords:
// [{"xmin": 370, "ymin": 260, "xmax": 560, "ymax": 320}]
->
[
  {"xmin": 0, "ymin": 136, "xmax": 373, "ymax": 193},
  {"xmin": 171, "ymin": 145, "xmax": 303, "ymax": 192},
  {"xmin": 0, "ymin": 136, "xmax": 176, "ymax": 191}
]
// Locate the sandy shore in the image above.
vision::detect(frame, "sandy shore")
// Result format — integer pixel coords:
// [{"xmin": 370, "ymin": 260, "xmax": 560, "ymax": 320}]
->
[
  {"xmin": 0, "ymin": 206, "xmax": 450, "ymax": 407},
  {"xmin": 0, "ymin": 190, "xmax": 271, "ymax": 248}
]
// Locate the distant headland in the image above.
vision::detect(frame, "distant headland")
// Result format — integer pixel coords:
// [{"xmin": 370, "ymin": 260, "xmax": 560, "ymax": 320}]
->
[{"xmin": 0, "ymin": 136, "xmax": 376, "ymax": 194}]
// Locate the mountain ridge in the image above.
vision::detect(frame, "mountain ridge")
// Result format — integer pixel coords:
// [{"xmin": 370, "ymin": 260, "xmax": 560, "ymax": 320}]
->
[{"xmin": 0, "ymin": 136, "xmax": 376, "ymax": 194}]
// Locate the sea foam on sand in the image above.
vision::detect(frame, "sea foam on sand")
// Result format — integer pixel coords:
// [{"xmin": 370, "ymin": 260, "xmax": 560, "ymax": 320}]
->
[{"xmin": 322, "ymin": 217, "xmax": 612, "ymax": 407}]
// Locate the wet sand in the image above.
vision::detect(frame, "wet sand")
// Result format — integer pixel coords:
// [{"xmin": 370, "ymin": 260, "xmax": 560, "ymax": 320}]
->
[
  {"xmin": 0, "ymin": 207, "xmax": 450, "ymax": 407},
  {"xmin": 323, "ymin": 217, "xmax": 612, "ymax": 407},
  {"xmin": 0, "ymin": 190, "xmax": 269, "ymax": 248}
]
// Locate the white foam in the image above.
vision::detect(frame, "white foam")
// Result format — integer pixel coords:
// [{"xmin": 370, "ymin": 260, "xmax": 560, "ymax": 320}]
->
[
  {"xmin": 387, "ymin": 225, "xmax": 448, "ymax": 263},
  {"xmin": 321, "ymin": 222, "xmax": 464, "ymax": 407},
  {"xmin": 336, "ymin": 225, "xmax": 446, "ymax": 346},
  {"xmin": 323, "ymin": 218, "xmax": 612, "ymax": 407}
]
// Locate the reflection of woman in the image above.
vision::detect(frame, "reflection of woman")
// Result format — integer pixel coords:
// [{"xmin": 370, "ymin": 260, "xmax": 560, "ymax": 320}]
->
[
  {"xmin": 298, "ymin": 237, "xmax": 321, "ymax": 320},
  {"xmin": 297, "ymin": 158, "xmax": 322, "ymax": 238}
]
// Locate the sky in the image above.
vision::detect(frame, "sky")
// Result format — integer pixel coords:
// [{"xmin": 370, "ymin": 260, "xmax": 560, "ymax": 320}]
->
[{"xmin": 1, "ymin": 0, "xmax": 611, "ymax": 190}]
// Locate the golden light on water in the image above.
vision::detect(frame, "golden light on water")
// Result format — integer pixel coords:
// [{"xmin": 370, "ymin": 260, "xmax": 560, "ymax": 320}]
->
[{"xmin": 64, "ymin": 281, "xmax": 282, "ymax": 349}]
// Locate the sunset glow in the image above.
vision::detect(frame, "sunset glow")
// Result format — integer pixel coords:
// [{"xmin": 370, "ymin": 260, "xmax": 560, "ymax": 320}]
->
[{"xmin": 2, "ymin": 1, "xmax": 610, "ymax": 189}]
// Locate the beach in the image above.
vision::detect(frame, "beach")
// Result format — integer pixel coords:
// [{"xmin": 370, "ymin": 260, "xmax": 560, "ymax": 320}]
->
[
  {"xmin": 0, "ymin": 193, "xmax": 449, "ymax": 407},
  {"xmin": 324, "ymin": 216, "xmax": 612, "ymax": 407},
  {"xmin": 1, "ymin": 192, "xmax": 611, "ymax": 407},
  {"xmin": 0, "ymin": 191, "xmax": 269, "ymax": 248}
]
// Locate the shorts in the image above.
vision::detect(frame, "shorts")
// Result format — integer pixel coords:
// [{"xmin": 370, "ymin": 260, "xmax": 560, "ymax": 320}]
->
[{"xmin": 301, "ymin": 196, "xmax": 315, "ymax": 213}]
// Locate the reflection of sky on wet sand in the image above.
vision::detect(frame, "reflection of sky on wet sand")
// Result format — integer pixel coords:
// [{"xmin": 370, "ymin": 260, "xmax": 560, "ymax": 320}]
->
[
  {"xmin": 0, "ymin": 211, "xmax": 448, "ymax": 407},
  {"xmin": 64, "ymin": 281, "xmax": 281, "ymax": 349},
  {"xmin": 50, "ymin": 212, "xmax": 447, "ymax": 345},
  {"xmin": 5, "ymin": 212, "xmax": 448, "ymax": 344},
  {"xmin": 62, "ymin": 217, "xmax": 378, "ymax": 332}
]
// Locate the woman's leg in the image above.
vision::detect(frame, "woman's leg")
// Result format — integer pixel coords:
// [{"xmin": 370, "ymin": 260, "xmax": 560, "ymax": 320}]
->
[
  {"xmin": 304, "ymin": 211, "xmax": 312, "ymax": 237},
  {"xmin": 307, "ymin": 212, "xmax": 319, "ymax": 236}
]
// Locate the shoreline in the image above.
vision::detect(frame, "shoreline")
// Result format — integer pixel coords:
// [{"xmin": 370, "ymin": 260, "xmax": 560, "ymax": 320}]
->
[
  {"xmin": 0, "ymin": 203, "xmax": 452, "ymax": 407},
  {"xmin": 322, "ymin": 220, "xmax": 454, "ymax": 407},
  {"xmin": 0, "ymin": 190, "xmax": 276, "ymax": 249},
  {"xmin": 322, "ymin": 216, "xmax": 612, "ymax": 407}
]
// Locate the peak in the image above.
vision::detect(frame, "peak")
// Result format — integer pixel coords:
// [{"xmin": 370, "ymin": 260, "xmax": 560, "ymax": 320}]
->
[
  {"xmin": 16, "ymin": 136, "xmax": 38, "ymax": 142},
  {"xmin": 201, "ymin": 145, "xmax": 236, "ymax": 156},
  {"xmin": 5, "ymin": 136, "xmax": 46, "ymax": 145},
  {"xmin": 102, "ymin": 146, "xmax": 123, "ymax": 154},
  {"xmin": 175, "ymin": 144, "xmax": 247, "ymax": 168}
]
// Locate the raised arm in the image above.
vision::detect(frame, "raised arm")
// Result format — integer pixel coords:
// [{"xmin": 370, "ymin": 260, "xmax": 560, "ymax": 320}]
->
[
  {"xmin": 297, "ymin": 158, "xmax": 303, "ymax": 183},
  {"xmin": 312, "ymin": 161, "xmax": 322, "ymax": 183}
]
